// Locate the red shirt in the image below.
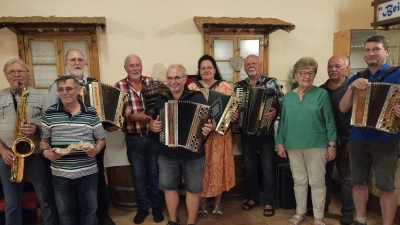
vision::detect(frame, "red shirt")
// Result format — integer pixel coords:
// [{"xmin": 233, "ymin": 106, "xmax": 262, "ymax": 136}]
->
[{"xmin": 114, "ymin": 76, "xmax": 156, "ymax": 134}]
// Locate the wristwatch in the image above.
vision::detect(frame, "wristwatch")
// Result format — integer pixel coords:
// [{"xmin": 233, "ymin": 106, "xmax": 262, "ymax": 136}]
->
[{"xmin": 328, "ymin": 144, "xmax": 337, "ymax": 148}]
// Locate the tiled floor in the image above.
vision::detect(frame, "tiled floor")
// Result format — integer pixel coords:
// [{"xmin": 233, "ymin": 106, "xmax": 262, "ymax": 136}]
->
[{"xmin": 108, "ymin": 194, "xmax": 388, "ymax": 225}]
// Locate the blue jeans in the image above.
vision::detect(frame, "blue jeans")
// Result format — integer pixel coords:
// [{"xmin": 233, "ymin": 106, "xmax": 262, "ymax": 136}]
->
[
  {"xmin": 0, "ymin": 153, "xmax": 58, "ymax": 225},
  {"xmin": 126, "ymin": 134, "xmax": 162, "ymax": 209},
  {"xmin": 53, "ymin": 173, "xmax": 98, "ymax": 225},
  {"xmin": 241, "ymin": 134, "xmax": 276, "ymax": 205}
]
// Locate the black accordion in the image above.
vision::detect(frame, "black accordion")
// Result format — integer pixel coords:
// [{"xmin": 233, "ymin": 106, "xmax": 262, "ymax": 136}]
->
[
  {"xmin": 159, "ymin": 100, "xmax": 210, "ymax": 152},
  {"xmin": 233, "ymin": 85, "xmax": 279, "ymax": 135},
  {"xmin": 80, "ymin": 82, "xmax": 128, "ymax": 132},
  {"xmin": 142, "ymin": 81, "xmax": 169, "ymax": 116},
  {"xmin": 199, "ymin": 89, "xmax": 240, "ymax": 135},
  {"xmin": 351, "ymin": 82, "xmax": 400, "ymax": 134}
]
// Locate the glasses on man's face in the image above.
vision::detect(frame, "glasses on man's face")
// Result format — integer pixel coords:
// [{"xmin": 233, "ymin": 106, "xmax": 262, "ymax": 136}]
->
[
  {"xmin": 200, "ymin": 66, "xmax": 214, "ymax": 72},
  {"xmin": 66, "ymin": 58, "xmax": 85, "ymax": 63},
  {"xmin": 57, "ymin": 87, "xmax": 77, "ymax": 93},
  {"xmin": 166, "ymin": 76, "xmax": 186, "ymax": 82},
  {"xmin": 298, "ymin": 71, "xmax": 316, "ymax": 78},
  {"xmin": 6, "ymin": 70, "xmax": 28, "ymax": 76}
]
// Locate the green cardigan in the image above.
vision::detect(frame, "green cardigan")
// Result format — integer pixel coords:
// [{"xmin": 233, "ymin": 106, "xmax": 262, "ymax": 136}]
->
[{"xmin": 276, "ymin": 86, "xmax": 337, "ymax": 150}]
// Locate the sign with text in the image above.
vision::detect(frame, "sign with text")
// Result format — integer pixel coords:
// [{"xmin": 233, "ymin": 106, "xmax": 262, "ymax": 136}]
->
[{"xmin": 372, "ymin": 0, "xmax": 400, "ymax": 28}]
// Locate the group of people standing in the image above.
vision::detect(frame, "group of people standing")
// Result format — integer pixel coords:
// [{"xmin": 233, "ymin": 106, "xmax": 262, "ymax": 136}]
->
[{"xmin": 0, "ymin": 34, "xmax": 398, "ymax": 225}]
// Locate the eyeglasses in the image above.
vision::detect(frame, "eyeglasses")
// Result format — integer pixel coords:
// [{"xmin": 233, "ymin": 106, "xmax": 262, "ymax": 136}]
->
[
  {"xmin": 6, "ymin": 70, "xmax": 28, "ymax": 76},
  {"xmin": 200, "ymin": 66, "xmax": 214, "ymax": 71},
  {"xmin": 57, "ymin": 87, "xmax": 77, "ymax": 93},
  {"xmin": 298, "ymin": 71, "xmax": 316, "ymax": 78},
  {"xmin": 166, "ymin": 76, "xmax": 186, "ymax": 82},
  {"xmin": 66, "ymin": 58, "xmax": 85, "ymax": 63}
]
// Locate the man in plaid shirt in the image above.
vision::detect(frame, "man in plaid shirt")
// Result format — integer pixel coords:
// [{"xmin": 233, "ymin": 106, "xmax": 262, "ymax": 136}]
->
[
  {"xmin": 114, "ymin": 54, "xmax": 164, "ymax": 224},
  {"xmin": 235, "ymin": 55, "xmax": 283, "ymax": 217}
]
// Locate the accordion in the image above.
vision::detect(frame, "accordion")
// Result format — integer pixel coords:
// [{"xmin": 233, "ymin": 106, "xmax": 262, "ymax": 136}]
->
[
  {"xmin": 142, "ymin": 81, "xmax": 170, "ymax": 115},
  {"xmin": 199, "ymin": 89, "xmax": 240, "ymax": 135},
  {"xmin": 233, "ymin": 85, "xmax": 279, "ymax": 135},
  {"xmin": 351, "ymin": 82, "xmax": 400, "ymax": 134},
  {"xmin": 159, "ymin": 100, "xmax": 210, "ymax": 152},
  {"xmin": 80, "ymin": 82, "xmax": 128, "ymax": 132}
]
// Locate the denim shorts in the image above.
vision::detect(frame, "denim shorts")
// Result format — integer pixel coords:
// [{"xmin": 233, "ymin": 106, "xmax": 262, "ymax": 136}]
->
[
  {"xmin": 158, "ymin": 155, "xmax": 204, "ymax": 193},
  {"xmin": 349, "ymin": 140, "xmax": 399, "ymax": 192}
]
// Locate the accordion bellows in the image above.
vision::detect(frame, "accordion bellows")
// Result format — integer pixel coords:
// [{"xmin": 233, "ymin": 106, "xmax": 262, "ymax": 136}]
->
[
  {"xmin": 233, "ymin": 86, "xmax": 278, "ymax": 135},
  {"xmin": 199, "ymin": 88, "xmax": 240, "ymax": 135},
  {"xmin": 142, "ymin": 82, "xmax": 170, "ymax": 115},
  {"xmin": 80, "ymin": 82, "xmax": 128, "ymax": 132},
  {"xmin": 351, "ymin": 82, "xmax": 400, "ymax": 134},
  {"xmin": 160, "ymin": 100, "xmax": 210, "ymax": 152}
]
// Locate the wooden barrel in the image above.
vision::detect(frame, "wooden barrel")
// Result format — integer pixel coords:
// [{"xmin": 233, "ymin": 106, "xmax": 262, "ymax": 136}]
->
[{"xmin": 106, "ymin": 165, "xmax": 137, "ymax": 212}]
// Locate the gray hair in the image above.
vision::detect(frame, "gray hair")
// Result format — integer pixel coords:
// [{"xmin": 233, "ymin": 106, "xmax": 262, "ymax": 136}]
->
[
  {"xmin": 64, "ymin": 49, "xmax": 85, "ymax": 59},
  {"xmin": 56, "ymin": 75, "xmax": 81, "ymax": 89},
  {"xmin": 124, "ymin": 54, "xmax": 142, "ymax": 66},
  {"xmin": 293, "ymin": 57, "xmax": 318, "ymax": 74},
  {"xmin": 167, "ymin": 64, "xmax": 188, "ymax": 77},
  {"xmin": 3, "ymin": 58, "xmax": 31, "ymax": 74}
]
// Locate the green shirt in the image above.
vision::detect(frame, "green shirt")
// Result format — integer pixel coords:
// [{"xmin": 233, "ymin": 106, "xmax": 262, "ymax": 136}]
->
[{"xmin": 276, "ymin": 86, "xmax": 337, "ymax": 150}]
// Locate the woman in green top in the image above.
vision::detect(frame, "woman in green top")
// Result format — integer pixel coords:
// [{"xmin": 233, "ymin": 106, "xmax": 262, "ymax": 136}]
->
[{"xmin": 276, "ymin": 57, "xmax": 337, "ymax": 225}]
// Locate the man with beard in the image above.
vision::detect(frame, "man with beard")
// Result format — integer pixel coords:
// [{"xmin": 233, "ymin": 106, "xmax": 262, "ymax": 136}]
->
[
  {"xmin": 114, "ymin": 54, "xmax": 164, "ymax": 224},
  {"xmin": 235, "ymin": 55, "xmax": 283, "ymax": 217},
  {"xmin": 0, "ymin": 59, "xmax": 58, "ymax": 225},
  {"xmin": 48, "ymin": 49, "xmax": 115, "ymax": 225},
  {"xmin": 339, "ymin": 35, "xmax": 400, "ymax": 225}
]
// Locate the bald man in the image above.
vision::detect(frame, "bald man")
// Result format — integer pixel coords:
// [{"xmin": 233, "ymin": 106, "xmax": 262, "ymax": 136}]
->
[{"xmin": 306, "ymin": 56, "xmax": 353, "ymax": 225}]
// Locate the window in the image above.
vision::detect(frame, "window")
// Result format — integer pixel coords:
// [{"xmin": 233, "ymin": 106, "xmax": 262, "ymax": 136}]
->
[{"xmin": 0, "ymin": 16, "xmax": 105, "ymax": 89}]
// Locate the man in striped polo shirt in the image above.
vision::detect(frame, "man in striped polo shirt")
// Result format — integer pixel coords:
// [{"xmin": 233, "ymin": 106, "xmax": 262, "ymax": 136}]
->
[{"xmin": 41, "ymin": 75, "xmax": 106, "ymax": 225}]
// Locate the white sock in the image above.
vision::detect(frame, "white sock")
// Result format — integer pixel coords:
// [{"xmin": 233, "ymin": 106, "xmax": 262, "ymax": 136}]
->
[{"xmin": 355, "ymin": 217, "xmax": 367, "ymax": 224}]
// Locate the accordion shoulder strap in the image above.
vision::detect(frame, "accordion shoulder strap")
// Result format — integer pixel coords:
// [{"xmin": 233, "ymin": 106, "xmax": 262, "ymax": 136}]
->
[
  {"xmin": 236, "ymin": 77, "xmax": 272, "ymax": 88},
  {"xmin": 86, "ymin": 77, "xmax": 98, "ymax": 84},
  {"xmin": 357, "ymin": 66, "xmax": 400, "ymax": 82},
  {"xmin": 159, "ymin": 90, "xmax": 199, "ymax": 101},
  {"xmin": 194, "ymin": 80, "xmax": 223, "ymax": 90}
]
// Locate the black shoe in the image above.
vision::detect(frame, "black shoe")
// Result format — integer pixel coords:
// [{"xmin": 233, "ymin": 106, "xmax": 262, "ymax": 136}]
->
[
  {"xmin": 133, "ymin": 208, "xmax": 149, "ymax": 224},
  {"xmin": 98, "ymin": 216, "xmax": 116, "ymax": 225},
  {"xmin": 340, "ymin": 214, "xmax": 353, "ymax": 225},
  {"xmin": 166, "ymin": 218, "xmax": 180, "ymax": 225},
  {"xmin": 152, "ymin": 207, "xmax": 164, "ymax": 223}
]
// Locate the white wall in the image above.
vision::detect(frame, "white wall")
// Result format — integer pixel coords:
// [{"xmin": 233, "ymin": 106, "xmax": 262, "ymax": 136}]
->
[{"xmin": 0, "ymin": 0, "xmax": 372, "ymax": 91}]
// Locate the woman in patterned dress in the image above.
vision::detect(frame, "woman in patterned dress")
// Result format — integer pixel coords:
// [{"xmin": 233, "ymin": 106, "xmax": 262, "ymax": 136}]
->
[{"xmin": 188, "ymin": 55, "xmax": 236, "ymax": 219}]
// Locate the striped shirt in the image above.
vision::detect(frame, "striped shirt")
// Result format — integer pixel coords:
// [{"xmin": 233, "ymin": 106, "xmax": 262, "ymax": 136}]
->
[
  {"xmin": 114, "ymin": 76, "xmax": 156, "ymax": 134},
  {"xmin": 41, "ymin": 101, "xmax": 106, "ymax": 179}
]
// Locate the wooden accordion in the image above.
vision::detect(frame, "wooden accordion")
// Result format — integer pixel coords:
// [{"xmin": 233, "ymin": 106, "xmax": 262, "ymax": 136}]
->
[
  {"xmin": 233, "ymin": 86, "xmax": 279, "ymax": 135},
  {"xmin": 80, "ymin": 82, "xmax": 128, "ymax": 132},
  {"xmin": 351, "ymin": 82, "xmax": 400, "ymax": 134},
  {"xmin": 142, "ymin": 81, "xmax": 169, "ymax": 115},
  {"xmin": 159, "ymin": 100, "xmax": 210, "ymax": 152},
  {"xmin": 199, "ymin": 89, "xmax": 240, "ymax": 135}
]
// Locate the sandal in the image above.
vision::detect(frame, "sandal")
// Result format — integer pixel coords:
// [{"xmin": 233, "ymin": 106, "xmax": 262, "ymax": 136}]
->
[
  {"xmin": 197, "ymin": 205, "xmax": 208, "ymax": 219},
  {"xmin": 288, "ymin": 214, "xmax": 305, "ymax": 225},
  {"xmin": 242, "ymin": 200, "xmax": 260, "ymax": 211},
  {"xmin": 263, "ymin": 204, "xmax": 275, "ymax": 217},
  {"xmin": 211, "ymin": 205, "xmax": 222, "ymax": 219}
]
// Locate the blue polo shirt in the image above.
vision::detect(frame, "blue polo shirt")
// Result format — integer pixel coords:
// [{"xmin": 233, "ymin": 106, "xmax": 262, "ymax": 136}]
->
[{"xmin": 348, "ymin": 63, "xmax": 400, "ymax": 142}]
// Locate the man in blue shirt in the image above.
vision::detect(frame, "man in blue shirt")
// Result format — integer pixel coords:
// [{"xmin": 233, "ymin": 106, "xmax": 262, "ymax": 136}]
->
[{"xmin": 339, "ymin": 35, "xmax": 400, "ymax": 225}]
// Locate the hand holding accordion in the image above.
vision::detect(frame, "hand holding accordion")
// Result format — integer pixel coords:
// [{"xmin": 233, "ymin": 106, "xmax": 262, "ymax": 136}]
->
[
  {"xmin": 351, "ymin": 82, "xmax": 400, "ymax": 134},
  {"xmin": 159, "ymin": 100, "xmax": 210, "ymax": 152}
]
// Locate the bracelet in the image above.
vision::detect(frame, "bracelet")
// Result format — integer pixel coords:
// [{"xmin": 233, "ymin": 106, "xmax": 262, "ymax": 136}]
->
[{"xmin": 328, "ymin": 144, "xmax": 337, "ymax": 148}]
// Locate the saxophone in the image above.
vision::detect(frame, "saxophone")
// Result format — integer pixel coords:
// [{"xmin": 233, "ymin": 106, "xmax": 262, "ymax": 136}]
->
[{"xmin": 10, "ymin": 82, "xmax": 35, "ymax": 183}]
